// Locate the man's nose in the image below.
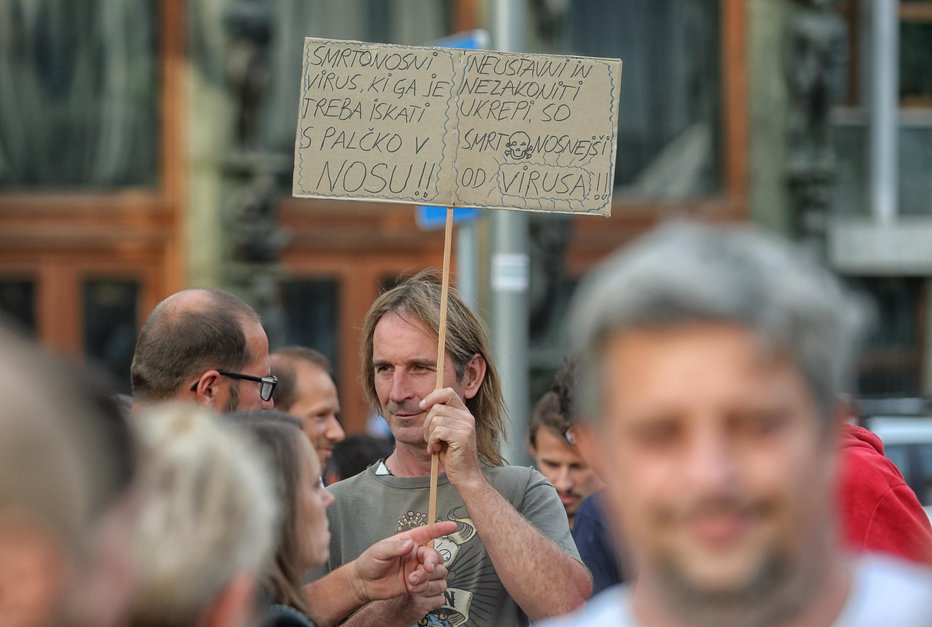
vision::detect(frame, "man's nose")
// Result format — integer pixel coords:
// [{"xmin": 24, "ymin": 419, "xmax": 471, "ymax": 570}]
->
[
  {"xmin": 389, "ymin": 371, "xmax": 414, "ymax": 403},
  {"xmin": 685, "ymin": 429, "xmax": 738, "ymax": 494},
  {"xmin": 554, "ymin": 467, "xmax": 574, "ymax": 492},
  {"xmin": 326, "ymin": 416, "xmax": 345, "ymax": 443}
]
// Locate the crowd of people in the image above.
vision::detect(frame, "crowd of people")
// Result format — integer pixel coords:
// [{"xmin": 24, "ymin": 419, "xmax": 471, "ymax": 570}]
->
[{"xmin": 2, "ymin": 221, "xmax": 932, "ymax": 627}]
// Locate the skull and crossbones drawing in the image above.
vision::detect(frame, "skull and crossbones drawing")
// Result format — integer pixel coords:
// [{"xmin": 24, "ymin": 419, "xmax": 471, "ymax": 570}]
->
[{"xmin": 504, "ymin": 131, "xmax": 532, "ymax": 160}]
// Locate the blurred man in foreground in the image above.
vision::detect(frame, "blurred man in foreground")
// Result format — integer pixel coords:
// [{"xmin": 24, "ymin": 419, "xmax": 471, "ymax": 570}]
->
[
  {"xmin": 0, "ymin": 323, "xmax": 139, "ymax": 627},
  {"xmin": 542, "ymin": 222, "xmax": 932, "ymax": 626}
]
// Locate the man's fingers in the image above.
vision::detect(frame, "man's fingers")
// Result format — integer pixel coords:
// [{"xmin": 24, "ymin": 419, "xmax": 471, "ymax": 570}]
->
[
  {"xmin": 408, "ymin": 569, "xmax": 425, "ymax": 586},
  {"xmin": 408, "ymin": 563, "xmax": 448, "ymax": 589},
  {"xmin": 415, "ymin": 576, "xmax": 448, "ymax": 597},
  {"xmin": 415, "ymin": 545, "xmax": 445, "ymax": 572},
  {"xmin": 367, "ymin": 535, "xmax": 415, "ymax": 562},
  {"xmin": 419, "ymin": 387, "xmax": 466, "ymax": 412},
  {"xmin": 403, "ymin": 520, "xmax": 457, "ymax": 546}
]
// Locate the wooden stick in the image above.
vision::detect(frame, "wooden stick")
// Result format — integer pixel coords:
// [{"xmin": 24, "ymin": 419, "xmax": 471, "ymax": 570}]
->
[{"xmin": 428, "ymin": 207, "xmax": 455, "ymax": 546}]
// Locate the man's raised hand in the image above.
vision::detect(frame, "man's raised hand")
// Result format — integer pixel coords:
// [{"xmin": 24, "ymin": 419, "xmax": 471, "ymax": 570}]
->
[{"xmin": 349, "ymin": 520, "xmax": 455, "ymax": 604}]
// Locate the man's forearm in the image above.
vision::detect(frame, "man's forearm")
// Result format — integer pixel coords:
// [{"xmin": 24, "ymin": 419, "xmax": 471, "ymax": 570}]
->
[
  {"xmin": 303, "ymin": 564, "xmax": 366, "ymax": 627},
  {"xmin": 457, "ymin": 475, "xmax": 592, "ymax": 620},
  {"xmin": 340, "ymin": 597, "xmax": 428, "ymax": 627}
]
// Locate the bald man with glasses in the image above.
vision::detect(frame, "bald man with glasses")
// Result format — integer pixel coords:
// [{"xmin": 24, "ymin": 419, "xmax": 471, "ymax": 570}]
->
[{"xmin": 131, "ymin": 288, "xmax": 276, "ymax": 412}]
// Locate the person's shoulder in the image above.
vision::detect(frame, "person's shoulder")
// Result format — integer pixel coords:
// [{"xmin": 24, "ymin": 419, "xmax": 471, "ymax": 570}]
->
[
  {"xmin": 575, "ymin": 492, "xmax": 606, "ymax": 522},
  {"xmin": 533, "ymin": 586, "xmax": 634, "ymax": 627},
  {"xmin": 483, "ymin": 463, "xmax": 533, "ymax": 479},
  {"xmin": 856, "ymin": 553, "xmax": 932, "ymax": 592},
  {"xmin": 841, "ymin": 555, "xmax": 932, "ymax": 625},
  {"xmin": 483, "ymin": 463, "xmax": 550, "ymax": 494},
  {"xmin": 486, "ymin": 463, "xmax": 556, "ymax": 483},
  {"xmin": 327, "ymin": 462, "xmax": 379, "ymax": 494}
]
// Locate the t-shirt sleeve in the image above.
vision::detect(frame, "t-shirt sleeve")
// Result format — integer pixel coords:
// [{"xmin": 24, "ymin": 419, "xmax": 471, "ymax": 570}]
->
[{"xmin": 517, "ymin": 467, "xmax": 582, "ymax": 561}]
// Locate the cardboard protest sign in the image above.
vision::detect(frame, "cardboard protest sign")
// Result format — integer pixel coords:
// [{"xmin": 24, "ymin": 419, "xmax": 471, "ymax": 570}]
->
[{"xmin": 293, "ymin": 38, "xmax": 622, "ymax": 216}]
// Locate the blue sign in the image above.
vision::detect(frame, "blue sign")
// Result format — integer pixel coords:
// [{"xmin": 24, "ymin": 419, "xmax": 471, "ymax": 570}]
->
[
  {"xmin": 432, "ymin": 29, "xmax": 490, "ymax": 51},
  {"xmin": 416, "ymin": 206, "xmax": 480, "ymax": 230}
]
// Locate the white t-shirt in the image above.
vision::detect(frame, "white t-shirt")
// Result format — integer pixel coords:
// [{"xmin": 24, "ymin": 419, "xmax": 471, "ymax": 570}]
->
[{"xmin": 536, "ymin": 555, "xmax": 932, "ymax": 627}]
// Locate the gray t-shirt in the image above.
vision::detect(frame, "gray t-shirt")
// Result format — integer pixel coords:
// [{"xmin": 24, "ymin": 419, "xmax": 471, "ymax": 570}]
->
[
  {"xmin": 535, "ymin": 554, "xmax": 932, "ymax": 627},
  {"xmin": 311, "ymin": 462, "xmax": 580, "ymax": 627}
]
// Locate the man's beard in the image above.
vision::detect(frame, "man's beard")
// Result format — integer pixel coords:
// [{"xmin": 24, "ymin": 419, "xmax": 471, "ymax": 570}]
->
[
  {"xmin": 223, "ymin": 382, "xmax": 240, "ymax": 412},
  {"xmin": 647, "ymin": 497, "xmax": 815, "ymax": 627}
]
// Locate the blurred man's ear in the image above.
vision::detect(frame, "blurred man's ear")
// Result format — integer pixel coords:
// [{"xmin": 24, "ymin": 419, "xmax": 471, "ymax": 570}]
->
[
  {"xmin": 203, "ymin": 571, "xmax": 257, "ymax": 627},
  {"xmin": 572, "ymin": 424, "xmax": 606, "ymax": 481},
  {"xmin": 0, "ymin": 514, "xmax": 66, "ymax": 627}
]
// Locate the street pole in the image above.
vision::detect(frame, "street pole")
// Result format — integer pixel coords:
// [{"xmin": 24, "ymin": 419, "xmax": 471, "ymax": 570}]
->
[
  {"xmin": 869, "ymin": 0, "xmax": 898, "ymax": 224},
  {"xmin": 491, "ymin": 0, "xmax": 532, "ymax": 466},
  {"xmin": 456, "ymin": 222, "xmax": 478, "ymax": 310}
]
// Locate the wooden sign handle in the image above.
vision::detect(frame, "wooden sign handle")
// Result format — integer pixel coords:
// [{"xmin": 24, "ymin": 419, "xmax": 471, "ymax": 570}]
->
[{"xmin": 428, "ymin": 207, "xmax": 454, "ymax": 547}]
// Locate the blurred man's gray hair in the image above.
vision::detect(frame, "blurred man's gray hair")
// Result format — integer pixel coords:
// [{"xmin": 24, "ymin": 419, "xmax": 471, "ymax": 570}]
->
[
  {"xmin": 129, "ymin": 403, "xmax": 278, "ymax": 626},
  {"xmin": 569, "ymin": 221, "xmax": 870, "ymax": 422}
]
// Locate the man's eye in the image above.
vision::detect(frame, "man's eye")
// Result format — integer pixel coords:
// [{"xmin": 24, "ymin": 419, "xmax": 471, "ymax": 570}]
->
[
  {"xmin": 736, "ymin": 411, "xmax": 786, "ymax": 437},
  {"xmin": 633, "ymin": 421, "xmax": 680, "ymax": 448}
]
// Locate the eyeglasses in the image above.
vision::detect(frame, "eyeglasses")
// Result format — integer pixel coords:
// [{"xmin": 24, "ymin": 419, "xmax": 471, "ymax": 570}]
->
[{"xmin": 189, "ymin": 370, "xmax": 278, "ymax": 402}]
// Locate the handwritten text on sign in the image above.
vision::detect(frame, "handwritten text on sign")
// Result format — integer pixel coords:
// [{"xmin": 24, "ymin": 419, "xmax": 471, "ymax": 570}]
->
[{"xmin": 293, "ymin": 38, "xmax": 622, "ymax": 216}]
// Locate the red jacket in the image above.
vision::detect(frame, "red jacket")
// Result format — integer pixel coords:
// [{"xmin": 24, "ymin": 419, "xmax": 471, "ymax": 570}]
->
[{"xmin": 837, "ymin": 423, "xmax": 932, "ymax": 565}]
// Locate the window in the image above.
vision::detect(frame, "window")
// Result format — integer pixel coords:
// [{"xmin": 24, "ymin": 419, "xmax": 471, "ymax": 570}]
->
[
  {"xmin": 278, "ymin": 278, "xmax": 341, "ymax": 374},
  {"xmin": 83, "ymin": 279, "xmax": 139, "ymax": 394},
  {"xmin": 547, "ymin": 0, "xmax": 724, "ymax": 198},
  {"xmin": 832, "ymin": 1, "xmax": 932, "ymax": 217},
  {"xmin": 188, "ymin": 0, "xmax": 456, "ymax": 166},
  {"xmin": 0, "ymin": 279, "xmax": 36, "ymax": 334},
  {"xmin": 0, "ymin": 2, "xmax": 182, "ymax": 369},
  {"xmin": 849, "ymin": 277, "xmax": 923, "ymax": 397},
  {"xmin": 0, "ymin": 1, "xmax": 160, "ymax": 189},
  {"xmin": 900, "ymin": 7, "xmax": 932, "ymax": 106}
]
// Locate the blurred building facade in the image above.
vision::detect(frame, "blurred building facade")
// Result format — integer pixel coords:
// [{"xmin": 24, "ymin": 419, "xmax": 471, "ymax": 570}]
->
[{"xmin": 0, "ymin": 0, "xmax": 928, "ymax": 430}]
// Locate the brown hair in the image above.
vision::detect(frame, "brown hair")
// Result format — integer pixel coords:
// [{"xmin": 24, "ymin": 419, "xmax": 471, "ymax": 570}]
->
[
  {"xmin": 225, "ymin": 410, "xmax": 313, "ymax": 617},
  {"xmin": 270, "ymin": 346, "xmax": 332, "ymax": 410},
  {"xmin": 360, "ymin": 270, "xmax": 507, "ymax": 466},
  {"xmin": 131, "ymin": 289, "xmax": 261, "ymax": 402},
  {"xmin": 529, "ymin": 357, "xmax": 578, "ymax": 448}
]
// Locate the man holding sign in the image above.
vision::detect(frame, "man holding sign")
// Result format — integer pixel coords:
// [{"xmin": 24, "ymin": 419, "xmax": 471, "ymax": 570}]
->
[{"xmin": 310, "ymin": 271, "xmax": 590, "ymax": 626}]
